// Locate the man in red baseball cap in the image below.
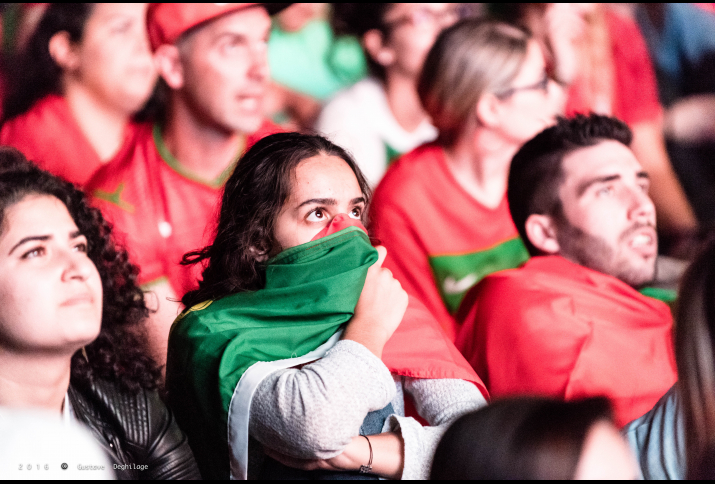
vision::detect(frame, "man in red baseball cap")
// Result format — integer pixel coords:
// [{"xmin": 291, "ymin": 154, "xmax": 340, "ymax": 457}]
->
[{"xmin": 87, "ymin": 3, "xmax": 287, "ymax": 368}]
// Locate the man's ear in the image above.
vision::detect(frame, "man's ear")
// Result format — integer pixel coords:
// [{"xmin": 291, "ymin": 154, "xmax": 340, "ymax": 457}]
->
[
  {"xmin": 363, "ymin": 29, "xmax": 395, "ymax": 67},
  {"xmin": 48, "ymin": 31, "xmax": 80, "ymax": 72},
  {"xmin": 525, "ymin": 214, "xmax": 561, "ymax": 254},
  {"xmin": 154, "ymin": 44, "xmax": 184, "ymax": 90}
]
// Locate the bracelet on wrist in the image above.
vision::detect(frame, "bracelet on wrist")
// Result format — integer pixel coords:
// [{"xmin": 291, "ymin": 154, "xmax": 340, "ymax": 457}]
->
[{"xmin": 359, "ymin": 434, "xmax": 373, "ymax": 474}]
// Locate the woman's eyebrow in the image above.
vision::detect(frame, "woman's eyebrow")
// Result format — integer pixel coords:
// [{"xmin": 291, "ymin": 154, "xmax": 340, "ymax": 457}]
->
[
  {"xmin": 9, "ymin": 235, "xmax": 51, "ymax": 255},
  {"xmin": 351, "ymin": 197, "xmax": 366, "ymax": 205},
  {"xmin": 297, "ymin": 198, "xmax": 337, "ymax": 208}
]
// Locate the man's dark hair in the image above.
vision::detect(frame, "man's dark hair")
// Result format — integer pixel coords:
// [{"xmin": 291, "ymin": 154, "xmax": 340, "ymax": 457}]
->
[
  {"xmin": 181, "ymin": 132, "xmax": 371, "ymax": 309},
  {"xmin": 508, "ymin": 114, "xmax": 633, "ymax": 255},
  {"xmin": 431, "ymin": 396, "xmax": 613, "ymax": 480}
]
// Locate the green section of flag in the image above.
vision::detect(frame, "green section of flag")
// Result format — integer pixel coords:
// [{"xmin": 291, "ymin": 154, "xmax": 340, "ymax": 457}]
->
[
  {"xmin": 429, "ymin": 237, "xmax": 530, "ymax": 314},
  {"xmin": 385, "ymin": 142, "xmax": 402, "ymax": 167},
  {"xmin": 166, "ymin": 226, "xmax": 377, "ymax": 479},
  {"xmin": 640, "ymin": 286, "xmax": 678, "ymax": 304}
]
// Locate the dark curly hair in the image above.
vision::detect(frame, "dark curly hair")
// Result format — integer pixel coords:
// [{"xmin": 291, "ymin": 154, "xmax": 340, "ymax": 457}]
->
[
  {"xmin": 0, "ymin": 148, "xmax": 161, "ymax": 392},
  {"xmin": 182, "ymin": 132, "xmax": 371, "ymax": 308},
  {"xmin": 508, "ymin": 114, "xmax": 633, "ymax": 255}
]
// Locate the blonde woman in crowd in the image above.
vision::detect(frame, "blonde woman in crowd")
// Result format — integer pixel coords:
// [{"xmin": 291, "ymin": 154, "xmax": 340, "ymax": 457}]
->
[{"xmin": 370, "ymin": 19, "xmax": 562, "ymax": 339}]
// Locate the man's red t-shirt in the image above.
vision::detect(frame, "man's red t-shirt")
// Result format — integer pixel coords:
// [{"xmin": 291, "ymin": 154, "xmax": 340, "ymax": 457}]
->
[
  {"xmin": 566, "ymin": 10, "xmax": 662, "ymax": 125},
  {"xmin": 0, "ymin": 95, "xmax": 135, "ymax": 187},
  {"xmin": 370, "ymin": 143, "xmax": 529, "ymax": 341},
  {"xmin": 456, "ymin": 255, "xmax": 677, "ymax": 426},
  {"xmin": 86, "ymin": 121, "xmax": 281, "ymax": 297}
]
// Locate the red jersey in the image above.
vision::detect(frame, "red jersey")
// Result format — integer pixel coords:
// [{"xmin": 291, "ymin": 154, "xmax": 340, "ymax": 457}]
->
[
  {"xmin": 0, "ymin": 95, "xmax": 134, "ymax": 187},
  {"xmin": 566, "ymin": 11, "xmax": 662, "ymax": 125},
  {"xmin": 87, "ymin": 121, "xmax": 281, "ymax": 297},
  {"xmin": 370, "ymin": 143, "xmax": 529, "ymax": 341},
  {"xmin": 456, "ymin": 256, "xmax": 676, "ymax": 427}
]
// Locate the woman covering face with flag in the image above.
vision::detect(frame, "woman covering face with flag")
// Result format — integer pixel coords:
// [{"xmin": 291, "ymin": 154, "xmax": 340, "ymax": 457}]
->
[{"xmin": 166, "ymin": 132, "xmax": 488, "ymax": 480}]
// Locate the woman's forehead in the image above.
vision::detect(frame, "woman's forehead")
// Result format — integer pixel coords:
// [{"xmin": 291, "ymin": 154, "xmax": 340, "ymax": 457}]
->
[
  {"xmin": 289, "ymin": 155, "xmax": 362, "ymax": 202},
  {"xmin": 0, "ymin": 195, "xmax": 76, "ymax": 244}
]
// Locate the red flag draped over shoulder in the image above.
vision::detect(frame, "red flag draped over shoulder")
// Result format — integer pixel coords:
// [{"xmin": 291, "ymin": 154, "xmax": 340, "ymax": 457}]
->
[{"xmin": 457, "ymin": 255, "xmax": 675, "ymax": 426}]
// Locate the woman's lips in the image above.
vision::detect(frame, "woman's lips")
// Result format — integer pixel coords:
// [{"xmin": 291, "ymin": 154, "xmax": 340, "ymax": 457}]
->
[{"xmin": 60, "ymin": 294, "xmax": 94, "ymax": 307}]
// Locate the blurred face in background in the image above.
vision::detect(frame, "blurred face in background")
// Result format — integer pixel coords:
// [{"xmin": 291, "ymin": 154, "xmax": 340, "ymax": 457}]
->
[
  {"xmin": 175, "ymin": 6, "xmax": 271, "ymax": 135},
  {"xmin": 0, "ymin": 196, "xmax": 102, "ymax": 356},
  {"xmin": 492, "ymin": 39, "xmax": 561, "ymax": 144},
  {"xmin": 378, "ymin": 3, "xmax": 460, "ymax": 79},
  {"xmin": 57, "ymin": 3, "xmax": 157, "ymax": 114}
]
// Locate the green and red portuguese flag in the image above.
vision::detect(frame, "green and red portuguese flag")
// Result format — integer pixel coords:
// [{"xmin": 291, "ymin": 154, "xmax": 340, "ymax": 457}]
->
[{"xmin": 167, "ymin": 216, "xmax": 487, "ymax": 480}]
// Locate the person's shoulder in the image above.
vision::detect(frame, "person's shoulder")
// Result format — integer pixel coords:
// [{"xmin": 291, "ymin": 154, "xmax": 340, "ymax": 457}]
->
[
  {"xmin": 322, "ymin": 77, "xmax": 383, "ymax": 112},
  {"xmin": 0, "ymin": 95, "xmax": 70, "ymax": 147},
  {"xmin": 475, "ymin": 257, "xmax": 571, "ymax": 302},
  {"xmin": 623, "ymin": 384, "xmax": 684, "ymax": 480},
  {"xmin": 247, "ymin": 120, "xmax": 286, "ymax": 148},
  {"xmin": 86, "ymin": 123, "xmax": 155, "ymax": 191},
  {"xmin": 375, "ymin": 143, "xmax": 443, "ymax": 194}
]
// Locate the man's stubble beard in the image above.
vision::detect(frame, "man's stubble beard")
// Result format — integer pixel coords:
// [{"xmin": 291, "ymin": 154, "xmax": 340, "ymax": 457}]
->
[{"xmin": 554, "ymin": 217, "xmax": 657, "ymax": 288}]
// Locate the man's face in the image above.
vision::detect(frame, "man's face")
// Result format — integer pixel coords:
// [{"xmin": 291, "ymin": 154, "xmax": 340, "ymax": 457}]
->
[
  {"xmin": 177, "ymin": 6, "xmax": 271, "ymax": 134},
  {"xmin": 555, "ymin": 140, "xmax": 657, "ymax": 287}
]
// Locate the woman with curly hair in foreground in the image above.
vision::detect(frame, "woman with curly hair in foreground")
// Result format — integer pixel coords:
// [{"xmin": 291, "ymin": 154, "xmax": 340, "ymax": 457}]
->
[{"xmin": 0, "ymin": 148, "xmax": 200, "ymax": 479}]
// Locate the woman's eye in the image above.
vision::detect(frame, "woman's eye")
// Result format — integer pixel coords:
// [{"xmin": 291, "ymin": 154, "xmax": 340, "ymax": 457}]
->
[
  {"xmin": 349, "ymin": 208, "xmax": 362, "ymax": 219},
  {"xmin": 306, "ymin": 209, "xmax": 326, "ymax": 222},
  {"xmin": 73, "ymin": 242, "xmax": 88, "ymax": 253},
  {"xmin": 22, "ymin": 247, "xmax": 45, "ymax": 259}
]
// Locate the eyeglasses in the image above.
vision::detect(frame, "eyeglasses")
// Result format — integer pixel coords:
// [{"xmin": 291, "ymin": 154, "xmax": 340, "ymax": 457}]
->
[
  {"xmin": 495, "ymin": 72, "xmax": 550, "ymax": 100},
  {"xmin": 383, "ymin": 6, "xmax": 461, "ymax": 32}
]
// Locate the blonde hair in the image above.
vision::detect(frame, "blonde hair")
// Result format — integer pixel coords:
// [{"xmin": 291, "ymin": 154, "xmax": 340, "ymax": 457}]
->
[{"xmin": 418, "ymin": 19, "xmax": 531, "ymax": 146}]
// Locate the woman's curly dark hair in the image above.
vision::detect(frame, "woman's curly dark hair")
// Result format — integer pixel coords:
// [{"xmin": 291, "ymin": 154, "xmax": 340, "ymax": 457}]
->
[
  {"xmin": 0, "ymin": 148, "xmax": 161, "ymax": 392},
  {"xmin": 181, "ymin": 132, "xmax": 371, "ymax": 308}
]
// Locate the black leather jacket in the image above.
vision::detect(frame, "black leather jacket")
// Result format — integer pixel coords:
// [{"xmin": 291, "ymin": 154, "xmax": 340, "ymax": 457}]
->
[{"xmin": 68, "ymin": 379, "xmax": 201, "ymax": 480}]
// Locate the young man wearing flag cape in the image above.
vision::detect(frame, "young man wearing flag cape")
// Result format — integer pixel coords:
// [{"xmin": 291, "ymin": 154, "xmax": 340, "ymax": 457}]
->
[
  {"xmin": 87, "ymin": 3, "xmax": 285, "ymax": 367},
  {"xmin": 166, "ymin": 133, "xmax": 488, "ymax": 480},
  {"xmin": 456, "ymin": 114, "xmax": 677, "ymax": 427}
]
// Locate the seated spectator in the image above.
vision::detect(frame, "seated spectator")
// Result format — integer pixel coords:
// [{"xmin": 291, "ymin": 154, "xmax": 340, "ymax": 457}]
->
[
  {"xmin": 167, "ymin": 133, "xmax": 488, "ymax": 480},
  {"xmin": 0, "ymin": 148, "xmax": 200, "ymax": 479},
  {"xmin": 624, "ymin": 236, "xmax": 715, "ymax": 479},
  {"xmin": 431, "ymin": 397, "xmax": 637, "ymax": 480},
  {"xmin": 371, "ymin": 19, "xmax": 562, "ymax": 339},
  {"xmin": 264, "ymin": 3, "xmax": 366, "ymax": 130},
  {"xmin": 498, "ymin": 3, "xmax": 697, "ymax": 245},
  {"xmin": 1, "ymin": 4, "xmax": 157, "ymax": 187},
  {"xmin": 456, "ymin": 114, "xmax": 677, "ymax": 427},
  {"xmin": 316, "ymin": 3, "xmax": 461, "ymax": 186},
  {"xmin": 87, "ymin": 3, "xmax": 285, "ymax": 367}
]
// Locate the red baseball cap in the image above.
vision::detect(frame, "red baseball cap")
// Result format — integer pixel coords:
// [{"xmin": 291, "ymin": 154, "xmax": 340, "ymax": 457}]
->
[{"xmin": 147, "ymin": 3, "xmax": 290, "ymax": 51}]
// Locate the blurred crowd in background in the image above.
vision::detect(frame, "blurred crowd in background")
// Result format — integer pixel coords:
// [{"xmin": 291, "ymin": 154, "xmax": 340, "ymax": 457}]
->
[{"xmin": 1, "ymin": 2, "xmax": 715, "ymax": 480}]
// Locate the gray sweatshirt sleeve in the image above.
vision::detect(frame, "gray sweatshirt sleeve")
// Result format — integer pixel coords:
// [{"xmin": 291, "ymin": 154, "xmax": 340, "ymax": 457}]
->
[
  {"xmin": 387, "ymin": 377, "xmax": 487, "ymax": 480},
  {"xmin": 248, "ymin": 340, "xmax": 395, "ymax": 460}
]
